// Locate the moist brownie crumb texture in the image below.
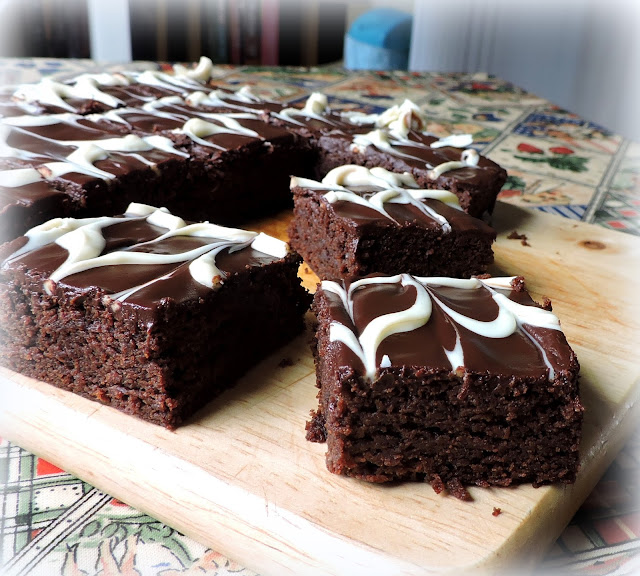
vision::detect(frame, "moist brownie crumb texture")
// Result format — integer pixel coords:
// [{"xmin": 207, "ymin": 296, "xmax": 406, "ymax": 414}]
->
[
  {"xmin": 308, "ymin": 274, "xmax": 583, "ymax": 494},
  {"xmin": 289, "ymin": 164, "xmax": 496, "ymax": 280},
  {"xmin": 0, "ymin": 204, "xmax": 310, "ymax": 428}
]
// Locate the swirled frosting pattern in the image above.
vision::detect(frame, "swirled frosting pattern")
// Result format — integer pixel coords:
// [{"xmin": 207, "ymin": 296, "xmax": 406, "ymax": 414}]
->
[
  {"xmin": 290, "ymin": 165, "xmax": 493, "ymax": 235},
  {"xmin": 319, "ymin": 275, "xmax": 568, "ymax": 382},
  {"xmin": 2, "ymin": 203, "xmax": 290, "ymax": 317}
]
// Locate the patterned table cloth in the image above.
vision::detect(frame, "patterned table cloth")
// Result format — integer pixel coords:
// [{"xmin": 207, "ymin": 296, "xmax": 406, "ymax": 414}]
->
[{"xmin": 0, "ymin": 58, "xmax": 638, "ymax": 576}]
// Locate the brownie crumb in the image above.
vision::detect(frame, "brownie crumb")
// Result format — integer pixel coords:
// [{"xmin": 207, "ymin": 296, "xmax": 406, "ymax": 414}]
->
[
  {"xmin": 492, "ymin": 507, "xmax": 502, "ymax": 516},
  {"xmin": 447, "ymin": 478, "xmax": 473, "ymax": 501},
  {"xmin": 305, "ymin": 410, "xmax": 327, "ymax": 442},
  {"xmin": 507, "ymin": 230, "xmax": 530, "ymax": 246},
  {"xmin": 278, "ymin": 357, "xmax": 294, "ymax": 368}
]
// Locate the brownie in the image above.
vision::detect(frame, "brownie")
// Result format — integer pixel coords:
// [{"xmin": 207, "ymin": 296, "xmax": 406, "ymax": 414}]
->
[
  {"xmin": 307, "ymin": 274, "xmax": 583, "ymax": 496},
  {"xmin": 315, "ymin": 127, "xmax": 506, "ymax": 219},
  {"xmin": 266, "ymin": 96, "xmax": 507, "ymax": 218},
  {"xmin": 0, "ymin": 99, "xmax": 306, "ymax": 237},
  {"xmin": 0, "ymin": 157, "xmax": 73, "ymax": 243},
  {"xmin": 288, "ymin": 165, "xmax": 496, "ymax": 280},
  {"xmin": 0, "ymin": 203, "xmax": 311, "ymax": 428},
  {"xmin": 111, "ymin": 102, "xmax": 310, "ymax": 224},
  {"xmin": 7, "ymin": 57, "xmax": 219, "ymax": 116}
]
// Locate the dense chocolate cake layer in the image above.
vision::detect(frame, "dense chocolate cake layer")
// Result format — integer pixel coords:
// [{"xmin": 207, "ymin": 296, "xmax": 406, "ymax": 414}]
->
[
  {"xmin": 0, "ymin": 204, "xmax": 311, "ymax": 428},
  {"xmin": 288, "ymin": 165, "xmax": 496, "ymax": 280},
  {"xmin": 307, "ymin": 274, "xmax": 583, "ymax": 494}
]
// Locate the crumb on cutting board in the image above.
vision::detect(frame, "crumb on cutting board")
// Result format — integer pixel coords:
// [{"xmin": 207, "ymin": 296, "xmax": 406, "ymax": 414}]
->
[{"xmin": 507, "ymin": 230, "xmax": 530, "ymax": 246}]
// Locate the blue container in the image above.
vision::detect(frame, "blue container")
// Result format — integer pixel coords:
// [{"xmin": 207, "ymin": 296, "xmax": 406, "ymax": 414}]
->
[{"xmin": 344, "ymin": 8, "xmax": 413, "ymax": 70}]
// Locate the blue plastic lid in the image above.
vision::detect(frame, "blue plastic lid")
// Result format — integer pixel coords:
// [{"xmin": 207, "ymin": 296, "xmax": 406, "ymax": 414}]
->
[{"xmin": 347, "ymin": 8, "xmax": 412, "ymax": 51}]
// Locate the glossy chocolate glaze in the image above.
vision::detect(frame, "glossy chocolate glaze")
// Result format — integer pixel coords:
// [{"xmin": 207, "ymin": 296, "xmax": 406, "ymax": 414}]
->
[
  {"xmin": 323, "ymin": 127, "xmax": 504, "ymax": 189},
  {"xmin": 2, "ymin": 207, "xmax": 290, "ymax": 323},
  {"xmin": 301, "ymin": 181, "xmax": 496, "ymax": 236},
  {"xmin": 319, "ymin": 275, "xmax": 575, "ymax": 381}
]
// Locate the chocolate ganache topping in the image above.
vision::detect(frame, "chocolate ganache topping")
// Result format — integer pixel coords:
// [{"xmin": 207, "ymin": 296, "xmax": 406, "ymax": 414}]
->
[
  {"xmin": 291, "ymin": 165, "xmax": 496, "ymax": 236},
  {"xmin": 2, "ymin": 203, "xmax": 290, "ymax": 320},
  {"xmin": 320, "ymin": 275, "xmax": 573, "ymax": 382}
]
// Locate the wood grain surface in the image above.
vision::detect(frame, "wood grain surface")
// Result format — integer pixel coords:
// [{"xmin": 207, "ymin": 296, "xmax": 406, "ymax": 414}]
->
[{"xmin": 1, "ymin": 201, "xmax": 639, "ymax": 575}]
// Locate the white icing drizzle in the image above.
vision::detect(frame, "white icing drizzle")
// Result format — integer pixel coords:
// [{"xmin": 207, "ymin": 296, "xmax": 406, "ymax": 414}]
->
[
  {"xmin": 377, "ymin": 99, "xmax": 427, "ymax": 139},
  {"xmin": 428, "ymin": 149, "xmax": 479, "ymax": 179},
  {"xmin": 9, "ymin": 216, "xmax": 108, "ymax": 260},
  {"xmin": 8, "ymin": 204, "xmax": 291, "ymax": 298},
  {"xmin": 323, "ymin": 275, "xmax": 563, "ymax": 381},
  {"xmin": 322, "ymin": 164, "xmax": 417, "ymax": 189},
  {"xmin": 11, "ymin": 57, "xmax": 213, "ymax": 114},
  {"xmin": 295, "ymin": 165, "xmax": 461, "ymax": 232},
  {"xmin": 175, "ymin": 115, "xmax": 260, "ymax": 149},
  {"xmin": 323, "ymin": 274, "xmax": 432, "ymax": 380},
  {"xmin": 134, "ymin": 69, "xmax": 206, "ymax": 93},
  {"xmin": 350, "ymin": 126, "xmax": 481, "ymax": 180},
  {"xmin": 185, "ymin": 85, "xmax": 267, "ymax": 113},
  {"xmin": 341, "ymin": 99, "xmax": 427, "ymax": 139},
  {"xmin": 12, "ymin": 76, "xmax": 126, "ymax": 112},
  {"xmin": 142, "ymin": 95, "xmax": 185, "ymax": 111},
  {"xmin": 0, "ymin": 113, "xmax": 191, "ymax": 181},
  {"xmin": 171, "ymin": 56, "xmax": 214, "ymax": 82},
  {"xmin": 276, "ymin": 92, "xmax": 338, "ymax": 126},
  {"xmin": 430, "ymin": 134, "xmax": 474, "ymax": 149},
  {"xmin": 0, "ymin": 167, "xmax": 43, "ymax": 188},
  {"xmin": 339, "ymin": 110, "xmax": 380, "ymax": 126}
]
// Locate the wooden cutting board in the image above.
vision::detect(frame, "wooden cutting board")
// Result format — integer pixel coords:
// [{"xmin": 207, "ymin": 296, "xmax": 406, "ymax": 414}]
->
[{"xmin": 1, "ymin": 201, "xmax": 639, "ymax": 575}]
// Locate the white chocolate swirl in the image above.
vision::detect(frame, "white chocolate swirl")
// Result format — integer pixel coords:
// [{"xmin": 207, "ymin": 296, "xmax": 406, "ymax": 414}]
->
[
  {"xmin": 350, "ymin": 129, "xmax": 480, "ymax": 179},
  {"xmin": 8, "ymin": 204, "xmax": 290, "ymax": 299},
  {"xmin": 322, "ymin": 275, "xmax": 562, "ymax": 381},
  {"xmin": 292, "ymin": 165, "xmax": 461, "ymax": 233},
  {"xmin": 275, "ymin": 93, "xmax": 340, "ymax": 127},
  {"xmin": 11, "ymin": 57, "xmax": 215, "ymax": 114},
  {"xmin": 0, "ymin": 112, "xmax": 200, "ymax": 182}
]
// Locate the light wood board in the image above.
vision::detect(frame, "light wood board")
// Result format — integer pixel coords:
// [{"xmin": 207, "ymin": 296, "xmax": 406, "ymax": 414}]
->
[{"xmin": 1, "ymin": 201, "xmax": 639, "ymax": 575}]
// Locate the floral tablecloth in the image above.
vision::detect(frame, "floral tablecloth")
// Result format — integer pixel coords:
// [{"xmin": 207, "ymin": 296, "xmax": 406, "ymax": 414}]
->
[{"xmin": 0, "ymin": 58, "xmax": 638, "ymax": 576}]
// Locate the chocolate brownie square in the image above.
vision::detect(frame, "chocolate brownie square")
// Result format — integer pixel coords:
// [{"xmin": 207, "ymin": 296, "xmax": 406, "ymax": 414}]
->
[
  {"xmin": 307, "ymin": 274, "xmax": 583, "ymax": 497},
  {"xmin": 0, "ymin": 203, "xmax": 311, "ymax": 428},
  {"xmin": 288, "ymin": 165, "xmax": 496, "ymax": 280}
]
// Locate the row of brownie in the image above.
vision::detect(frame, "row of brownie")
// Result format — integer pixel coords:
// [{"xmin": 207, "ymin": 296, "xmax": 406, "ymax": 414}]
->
[{"xmin": 0, "ymin": 57, "xmax": 507, "ymax": 243}]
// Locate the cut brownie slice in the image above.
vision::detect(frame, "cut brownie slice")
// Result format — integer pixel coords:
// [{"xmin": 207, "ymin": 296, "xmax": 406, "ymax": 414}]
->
[
  {"xmin": 288, "ymin": 165, "xmax": 496, "ymax": 280},
  {"xmin": 315, "ymin": 100, "xmax": 508, "ymax": 218},
  {"xmin": 307, "ymin": 274, "xmax": 583, "ymax": 496},
  {"xmin": 0, "ymin": 203, "xmax": 311, "ymax": 428}
]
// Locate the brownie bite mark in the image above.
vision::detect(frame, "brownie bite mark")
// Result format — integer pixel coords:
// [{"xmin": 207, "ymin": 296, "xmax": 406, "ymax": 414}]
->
[
  {"xmin": 308, "ymin": 274, "xmax": 583, "ymax": 496},
  {"xmin": 0, "ymin": 203, "xmax": 311, "ymax": 428},
  {"xmin": 288, "ymin": 164, "xmax": 496, "ymax": 280}
]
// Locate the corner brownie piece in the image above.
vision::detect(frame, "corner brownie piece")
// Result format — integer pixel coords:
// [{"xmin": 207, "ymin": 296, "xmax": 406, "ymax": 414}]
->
[
  {"xmin": 307, "ymin": 274, "xmax": 583, "ymax": 497},
  {"xmin": 288, "ymin": 165, "xmax": 496, "ymax": 280},
  {"xmin": 0, "ymin": 203, "xmax": 311, "ymax": 428}
]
